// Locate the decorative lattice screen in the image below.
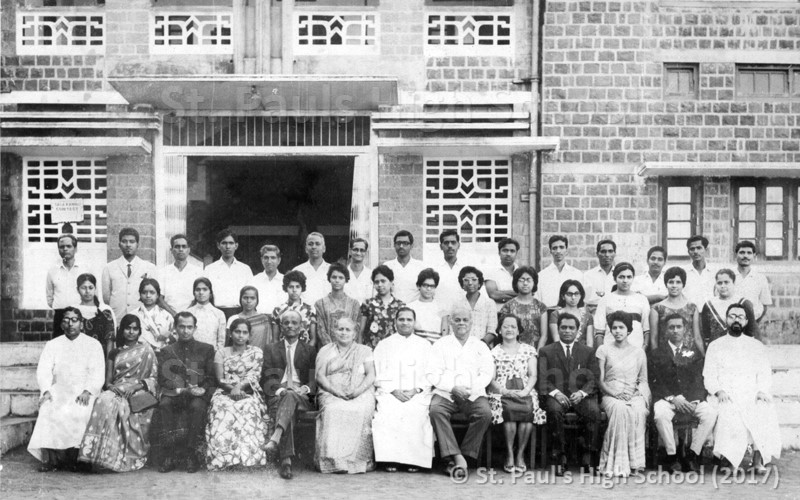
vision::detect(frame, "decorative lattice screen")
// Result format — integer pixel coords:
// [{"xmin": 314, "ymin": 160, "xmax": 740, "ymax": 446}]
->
[
  {"xmin": 295, "ymin": 12, "xmax": 378, "ymax": 54},
  {"xmin": 17, "ymin": 12, "xmax": 105, "ymax": 55},
  {"xmin": 426, "ymin": 13, "xmax": 512, "ymax": 54},
  {"xmin": 152, "ymin": 12, "xmax": 233, "ymax": 54}
]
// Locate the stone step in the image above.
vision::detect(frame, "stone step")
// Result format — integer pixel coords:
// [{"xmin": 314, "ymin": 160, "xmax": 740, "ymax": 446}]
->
[
  {"xmin": 771, "ymin": 368, "xmax": 800, "ymax": 397},
  {"xmin": 0, "ymin": 366, "xmax": 38, "ymax": 391},
  {"xmin": 766, "ymin": 345, "xmax": 800, "ymax": 370},
  {"xmin": 0, "ymin": 416, "xmax": 35, "ymax": 455},
  {"xmin": 0, "ymin": 342, "xmax": 46, "ymax": 367},
  {"xmin": 0, "ymin": 391, "xmax": 39, "ymax": 418},
  {"xmin": 779, "ymin": 425, "xmax": 800, "ymax": 450}
]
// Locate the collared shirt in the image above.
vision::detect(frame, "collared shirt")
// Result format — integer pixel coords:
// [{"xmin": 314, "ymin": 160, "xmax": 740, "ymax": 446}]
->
[
  {"xmin": 158, "ymin": 262, "xmax": 205, "ymax": 313},
  {"xmin": 384, "ymin": 257, "xmax": 427, "ymax": 304},
  {"xmin": 683, "ymin": 263, "xmax": 718, "ymax": 309},
  {"xmin": 536, "ymin": 262, "xmax": 584, "ymax": 308},
  {"xmin": 374, "ymin": 333, "xmax": 432, "ymax": 393},
  {"xmin": 102, "ymin": 256, "xmax": 158, "ymax": 321},
  {"xmin": 453, "ymin": 292, "xmax": 498, "ymax": 339},
  {"xmin": 484, "ymin": 262, "xmax": 518, "ymax": 311},
  {"xmin": 432, "ymin": 257, "xmax": 467, "ymax": 311},
  {"xmin": 427, "ymin": 334, "xmax": 494, "ymax": 402},
  {"xmin": 583, "ymin": 265, "xmax": 615, "ymax": 306},
  {"xmin": 549, "ymin": 340, "xmax": 586, "ymax": 398},
  {"xmin": 46, "ymin": 260, "xmax": 86, "ymax": 309},
  {"xmin": 293, "ymin": 261, "xmax": 331, "ymax": 306},
  {"xmin": 204, "ymin": 258, "xmax": 254, "ymax": 308},
  {"xmin": 281, "ymin": 339, "xmax": 302, "ymax": 386},
  {"xmin": 734, "ymin": 267, "xmax": 772, "ymax": 319},
  {"xmin": 668, "ymin": 340, "xmax": 681, "ymax": 357},
  {"xmin": 249, "ymin": 271, "xmax": 287, "ymax": 314},
  {"xmin": 632, "ymin": 272, "xmax": 667, "ymax": 299},
  {"xmin": 186, "ymin": 302, "xmax": 226, "ymax": 350},
  {"xmin": 343, "ymin": 264, "xmax": 374, "ymax": 305}
]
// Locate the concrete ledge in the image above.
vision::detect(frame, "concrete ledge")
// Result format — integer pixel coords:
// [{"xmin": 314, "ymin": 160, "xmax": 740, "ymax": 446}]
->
[
  {"xmin": 0, "ymin": 417, "xmax": 35, "ymax": 455},
  {"xmin": 0, "ymin": 367, "xmax": 38, "ymax": 392},
  {"xmin": 780, "ymin": 425, "xmax": 800, "ymax": 451},
  {"xmin": 0, "ymin": 343, "xmax": 46, "ymax": 367}
]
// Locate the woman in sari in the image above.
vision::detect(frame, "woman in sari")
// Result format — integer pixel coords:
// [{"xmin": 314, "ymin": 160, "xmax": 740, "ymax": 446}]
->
[
  {"xmin": 649, "ymin": 267, "xmax": 703, "ymax": 354},
  {"xmin": 315, "ymin": 263, "xmax": 362, "ymax": 347},
  {"xmin": 315, "ymin": 318, "xmax": 376, "ymax": 474},
  {"xmin": 594, "ymin": 263, "xmax": 651, "ymax": 349},
  {"xmin": 227, "ymin": 286, "xmax": 271, "ymax": 351},
  {"xmin": 597, "ymin": 311, "xmax": 650, "ymax": 477},
  {"xmin": 78, "ymin": 314, "xmax": 158, "ymax": 472},
  {"xmin": 700, "ymin": 268, "xmax": 759, "ymax": 347},
  {"xmin": 133, "ymin": 278, "xmax": 174, "ymax": 351},
  {"xmin": 74, "ymin": 273, "xmax": 116, "ymax": 358},
  {"xmin": 205, "ymin": 318, "xmax": 269, "ymax": 470}
]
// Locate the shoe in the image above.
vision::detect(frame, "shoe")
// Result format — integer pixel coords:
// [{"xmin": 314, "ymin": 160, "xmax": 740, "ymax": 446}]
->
[
  {"xmin": 186, "ymin": 458, "xmax": 200, "ymax": 473},
  {"xmin": 265, "ymin": 440, "xmax": 279, "ymax": 461},
  {"xmin": 503, "ymin": 463, "xmax": 515, "ymax": 473},
  {"xmin": 386, "ymin": 464, "xmax": 398, "ymax": 473},
  {"xmin": 279, "ymin": 463, "xmax": 294, "ymax": 480},
  {"xmin": 686, "ymin": 451, "xmax": 699, "ymax": 473},
  {"xmin": 668, "ymin": 456, "xmax": 682, "ymax": 474},
  {"xmin": 580, "ymin": 452, "xmax": 592, "ymax": 473},
  {"xmin": 158, "ymin": 457, "xmax": 175, "ymax": 473},
  {"xmin": 554, "ymin": 454, "xmax": 566, "ymax": 477},
  {"xmin": 753, "ymin": 464, "xmax": 768, "ymax": 475},
  {"xmin": 406, "ymin": 466, "xmax": 419, "ymax": 473},
  {"xmin": 38, "ymin": 463, "xmax": 56, "ymax": 473}
]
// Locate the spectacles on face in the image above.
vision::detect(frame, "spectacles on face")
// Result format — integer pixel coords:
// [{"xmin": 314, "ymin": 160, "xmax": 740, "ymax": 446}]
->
[
  {"xmin": 564, "ymin": 291, "xmax": 581, "ymax": 297},
  {"xmin": 420, "ymin": 283, "xmax": 436, "ymax": 289},
  {"xmin": 517, "ymin": 277, "xmax": 535, "ymax": 283},
  {"xmin": 350, "ymin": 248, "xmax": 367, "ymax": 253},
  {"xmin": 61, "ymin": 317, "xmax": 81, "ymax": 324},
  {"xmin": 394, "ymin": 241, "xmax": 411, "ymax": 247},
  {"xmin": 727, "ymin": 313, "xmax": 746, "ymax": 321}
]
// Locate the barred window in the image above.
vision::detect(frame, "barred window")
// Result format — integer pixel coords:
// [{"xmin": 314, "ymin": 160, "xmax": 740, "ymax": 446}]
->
[
  {"xmin": 24, "ymin": 158, "xmax": 107, "ymax": 243},
  {"xmin": 660, "ymin": 179, "xmax": 702, "ymax": 259},
  {"xmin": 733, "ymin": 180, "xmax": 794, "ymax": 260},
  {"xmin": 424, "ymin": 158, "xmax": 511, "ymax": 245}
]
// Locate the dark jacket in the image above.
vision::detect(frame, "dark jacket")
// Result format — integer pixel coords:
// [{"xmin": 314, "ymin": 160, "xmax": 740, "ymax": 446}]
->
[
  {"xmin": 157, "ymin": 338, "xmax": 216, "ymax": 402},
  {"xmin": 648, "ymin": 343, "xmax": 706, "ymax": 402},
  {"xmin": 537, "ymin": 342, "xmax": 598, "ymax": 396},
  {"xmin": 262, "ymin": 340, "xmax": 316, "ymax": 397}
]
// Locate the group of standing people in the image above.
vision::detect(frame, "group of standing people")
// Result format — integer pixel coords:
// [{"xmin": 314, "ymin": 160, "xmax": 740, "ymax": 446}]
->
[{"xmin": 29, "ymin": 226, "xmax": 781, "ymax": 480}]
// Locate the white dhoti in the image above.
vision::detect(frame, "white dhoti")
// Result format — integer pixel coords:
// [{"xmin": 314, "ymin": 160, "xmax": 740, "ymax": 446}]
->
[
  {"xmin": 372, "ymin": 392, "xmax": 434, "ymax": 468},
  {"xmin": 28, "ymin": 389, "xmax": 97, "ymax": 461},
  {"xmin": 710, "ymin": 395, "xmax": 782, "ymax": 468}
]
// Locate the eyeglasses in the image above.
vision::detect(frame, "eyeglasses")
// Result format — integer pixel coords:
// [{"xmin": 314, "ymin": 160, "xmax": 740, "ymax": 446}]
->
[
  {"xmin": 350, "ymin": 248, "xmax": 367, "ymax": 253},
  {"xmin": 727, "ymin": 314, "xmax": 747, "ymax": 321},
  {"xmin": 420, "ymin": 283, "xmax": 437, "ymax": 289},
  {"xmin": 394, "ymin": 241, "xmax": 411, "ymax": 247},
  {"xmin": 564, "ymin": 291, "xmax": 582, "ymax": 297},
  {"xmin": 517, "ymin": 277, "xmax": 535, "ymax": 283},
  {"xmin": 61, "ymin": 317, "xmax": 81, "ymax": 324}
]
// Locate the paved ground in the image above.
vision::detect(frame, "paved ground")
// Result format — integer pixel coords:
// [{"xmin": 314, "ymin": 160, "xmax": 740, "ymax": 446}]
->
[{"xmin": 1, "ymin": 447, "xmax": 798, "ymax": 500}]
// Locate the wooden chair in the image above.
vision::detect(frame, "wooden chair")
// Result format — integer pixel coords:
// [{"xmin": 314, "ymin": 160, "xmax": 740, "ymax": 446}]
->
[
  {"xmin": 647, "ymin": 411, "xmax": 700, "ymax": 467},
  {"xmin": 540, "ymin": 410, "xmax": 607, "ymax": 467}
]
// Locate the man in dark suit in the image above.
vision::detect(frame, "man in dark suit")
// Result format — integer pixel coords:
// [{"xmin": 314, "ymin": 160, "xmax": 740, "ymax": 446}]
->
[
  {"xmin": 649, "ymin": 313, "xmax": 716, "ymax": 473},
  {"xmin": 538, "ymin": 313, "xmax": 601, "ymax": 475},
  {"xmin": 156, "ymin": 311, "xmax": 216, "ymax": 473},
  {"xmin": 262, "ymin": 309, "xmax": 316, "ymax": 480}
]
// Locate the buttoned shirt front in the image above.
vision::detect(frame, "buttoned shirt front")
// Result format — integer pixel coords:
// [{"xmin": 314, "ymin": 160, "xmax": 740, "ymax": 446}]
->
[
  {"xmin": 204, "ymin": 258, "xmax": 254, "ymax": 308},
  {"xmin": 536, "ymin": 262, "xmax": 584, "ymax": 308},
  {"xmin": 249, "ymin": 271, "xmax": 287, "ymax": 314},
  {"xmin": 734, "ymin": 267, "xmax": 772, "ymax": 319},
  {"xmin": 583, "ymin": 265, "xmax": 615, "ymax": 306},
  {"xmin": 632, "ymin": 272, "xmax": 667, "ymax": 298},
  {"xmin": 374, "ymin": 333, "xmax": 432, "ymax": 393},
  {"xmin": 384, "ymin": 257, "xmax": 427, "ymax": 304},
  {"xmin": 46, "ymin": 260, "xmax": 87, "ymax": 309},
  {"xmin": 102, "ymin": 256, "xmax": 158, "ymax": 321},
  {"xmin": 158, "ymin": 262, "xmax": 205, "ymax": 313},
  {"xmin": 427, "ymin": 334, "xmax": 494, "ymax": 402},
  {"xmin": 293, "ymin": 261, "xmax": 331, "ymax": 306},
  {"xmin": 683, "ymin": 263, "xmax": 718, "ymax": 308}
]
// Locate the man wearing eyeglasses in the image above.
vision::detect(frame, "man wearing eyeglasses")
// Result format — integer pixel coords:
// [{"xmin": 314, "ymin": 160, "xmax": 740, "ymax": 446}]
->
[
  {"xmin": 343, "ymin": 238, "xmax": 373, "ymax": 304},
  {"xmin": 384, "ymin": 230, "xmax": 426, "ymax": 304},
  {"xmin": 703, "ymin": 304, "xmax": 781, "ymax": 474}
]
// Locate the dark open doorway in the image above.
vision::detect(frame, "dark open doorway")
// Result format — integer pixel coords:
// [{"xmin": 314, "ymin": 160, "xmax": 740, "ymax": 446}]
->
[{"xmin": 186, "ymin": 156, "xmax": 354, "ymax": 273}]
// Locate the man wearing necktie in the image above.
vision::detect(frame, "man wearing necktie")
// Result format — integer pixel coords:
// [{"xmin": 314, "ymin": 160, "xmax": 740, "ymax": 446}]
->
[
  {"xmin": 101, "ymin": 228, "xmax": 157, "ymax": 321},
  {"xmin": 262, "ymin": 310, "xmax": 316, "ymax": 479},
  {"xmin": 649, "ymin": 314, "xmax": 715, "ymax": 474},
  {"xmin": 538, "ymin": 313, "xmax": 601, "ymax": 475}
]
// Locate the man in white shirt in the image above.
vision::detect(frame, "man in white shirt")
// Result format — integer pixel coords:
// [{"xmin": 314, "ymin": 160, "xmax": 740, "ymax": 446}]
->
[
  {"xmin": 536, "ymin": 235, "xmax": 584, "ymax": 308},
  {"xmin": 292, "ymin": 232, "xmax": 331, "ymax": 305},
  {"xmin": 204, "ymin": 229, "xmax": 254, "ymax": 319},
  {"xmin": 632, "ymin": 245, "xmax": 669, "ymax": 305},
  {"xmin": 427, "ymin": 306, "xmax": 494, "ymax": 474},
  {"xmin": 158, "ymin": 234, "xmax": 204, "ymax": 315},
  {"xmin": 733, "ymin": 240, "xmax": 772, "ymax": 321},
  {"xmin": 46, "ymin": 234, "xmax": 87, "ymax": 337},
  {"xmin": 683, "ymin": 235, "xmax": 717, "ymax": 308},
  {"xmin": 484, "ymin": 237, "xmax": 519, "ymax": 311},
  {"xmin": 102, "ymin": 228, "xmax": 157, "ymax": 321},
  {"xmin": 384, "ymin": 230, "xmax": 426, "ymax": 304},
  {"xmin": 249, "ymin": 244, "xmax": 287, "ymax": 314},
  {"xmin": 583, "ymin": 239, "xmax": 616, "ymax": 308},
  {"xmin": 343, "ymin": 238, "xmax": 373, "ymax": 304},
  {"xmin": 432, "ymin": 229, "xmax": 466, "ymax": 310}
]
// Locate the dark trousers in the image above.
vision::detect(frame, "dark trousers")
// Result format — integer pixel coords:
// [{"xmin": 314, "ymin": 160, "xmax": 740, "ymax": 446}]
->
[
  {"xmin": 52, "ymin": 309, "xmax": 65, "ymax": 337},
  {"xmin": 429, "ymin": 394, "xmax": 492, "ymax": 460},
  {"xmin": 158, "ymin": 395, "xmax": 209, "ymax": 460},
  {"xmin": 268, "ymin": 390, "xmax": 312, "ymax": 459},
  {"xmin": 543, "ymin": 394, "xmax": 601, "ymax": 457}
]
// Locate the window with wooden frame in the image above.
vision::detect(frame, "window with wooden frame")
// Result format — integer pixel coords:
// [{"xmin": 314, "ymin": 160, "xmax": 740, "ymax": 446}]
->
[
  {"xmin": 736, "ymin": 65, "xmax": 800, "ymax": 98},
  {"xmin": 664, "ymin": 63, "xmax": 699, "ymax": 100},
  {"xmin": 733, "ymin": 179, "xmax": 797, "ymax": 261},
  {"xmin": 660, "ymin": 178, "xmax": 703, "ymax": 260}
]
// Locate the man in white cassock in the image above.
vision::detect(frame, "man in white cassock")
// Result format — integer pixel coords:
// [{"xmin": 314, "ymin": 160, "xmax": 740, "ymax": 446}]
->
[
  {"xmin": 28, "ymin": 307, "xmax": 105, "ymax": 471},
  {"xmin": 372, "ymin": 307, "xmax": 434, "ymax": 471},
  {"xmin": 703, "ymin": 303, "xmax": 781, "ymax": 472}
]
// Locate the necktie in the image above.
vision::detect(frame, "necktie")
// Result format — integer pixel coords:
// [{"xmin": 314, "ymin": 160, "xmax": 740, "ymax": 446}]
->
[
  {"xmin": 565, "ymin": 345, "xmax": 572, "ymax": 365},
  {"xmin": 286, "ymin": 344, "xmax": 296, "ymax": 390},
  {"xmin": 127, "ymin": 264, "xmax": 132, "ymax": 278}
]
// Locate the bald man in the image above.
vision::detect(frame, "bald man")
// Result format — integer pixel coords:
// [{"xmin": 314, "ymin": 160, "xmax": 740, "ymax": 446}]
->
[{"xmin": 293, "ymin": 232, "xmax": 331, "ymax": 305}]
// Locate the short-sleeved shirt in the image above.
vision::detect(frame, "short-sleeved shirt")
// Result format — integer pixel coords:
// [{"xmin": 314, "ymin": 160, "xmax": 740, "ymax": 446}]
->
[
  {"xmin": 734, "ymin": 268, "xmax": 772, "ymax": 319},
  {"xmin": 583, "ymin": 266, "xmax": 615, "ymax": 307},
  {"xmin": 293, "ymin": 261, "xmax": 331, "ymax": 306},
  {"xmin": 204, "ymin": 258, "xmax": 254, "ymax": 309},
  {"xmin": 484, "ymin": 263, "xmax": 518, "ymax": 311},
  {"xmin": 158, "ymin": 262, "xmax": 205, "ymax": 313},
  {"xmin": 383, "ymin": 258, "xmax": 427, "ymax": 304},
  {"xmin": 249, "ymin": 271, "xmax": 287, "ymax": 315},
  {"xmin": 536, "ymin": 262, "xmax": 584, "ymax": 308},
  {"xmin": 631, "ymin": 272, "xmax": 667, "ymax": 299},
  {"xmin": 683, "ymin": 263, "xmax": 718, "ymax": 309},
  {"xmin": 46, "ymin": 260, "xmax": 87, "ymax": 309}
]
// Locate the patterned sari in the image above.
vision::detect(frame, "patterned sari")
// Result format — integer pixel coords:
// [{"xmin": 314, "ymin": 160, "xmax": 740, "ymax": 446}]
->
[
  {"xmin": 78, "ymin": 342, "xmax": 158, "ymax": 472},
  {"xmin": 315, "ymin": 343, "xmax": 376, "ymax": 473},
  {"xmin": 205, "ymin": 346, "xmax": 268, "ymax": 470}
]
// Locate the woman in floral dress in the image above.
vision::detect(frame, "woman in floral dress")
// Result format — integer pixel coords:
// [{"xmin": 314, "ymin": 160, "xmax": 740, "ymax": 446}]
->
[
  {"xmin": 271, "ymin": 270, "xmax": 316, "ymax": 346},
  {"xmin": 499, "ymin": 266, "xmax": 549, "ymax": 349},
  {"xmin": 205, "ymin": 317, "xmax": 269, "ymax": 470},
  {"xmin": 359, "ymin": 265, "xmax": 405, "ymax": 348}
]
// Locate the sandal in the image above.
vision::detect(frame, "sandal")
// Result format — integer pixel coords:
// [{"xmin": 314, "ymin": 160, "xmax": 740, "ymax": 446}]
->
[
  {"xmin": 503, "ymin": 463, "xmax": 515, "ymax": 473},
  {"xmin": 386, "ymin": 465, "xmax": 398, "ymax": 473},
  {"xmin": 444, "ymin": 461, "xmax": 457, "ymax": 476},
  {"xmin": 406, "ymin": 466, "xmax": 419, "ymax": 473}
]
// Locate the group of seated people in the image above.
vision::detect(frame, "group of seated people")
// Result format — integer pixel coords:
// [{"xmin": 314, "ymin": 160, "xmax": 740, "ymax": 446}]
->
[{"xmin": 28, "ymin": 228, "xmax": 782, "ymax": 480}]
